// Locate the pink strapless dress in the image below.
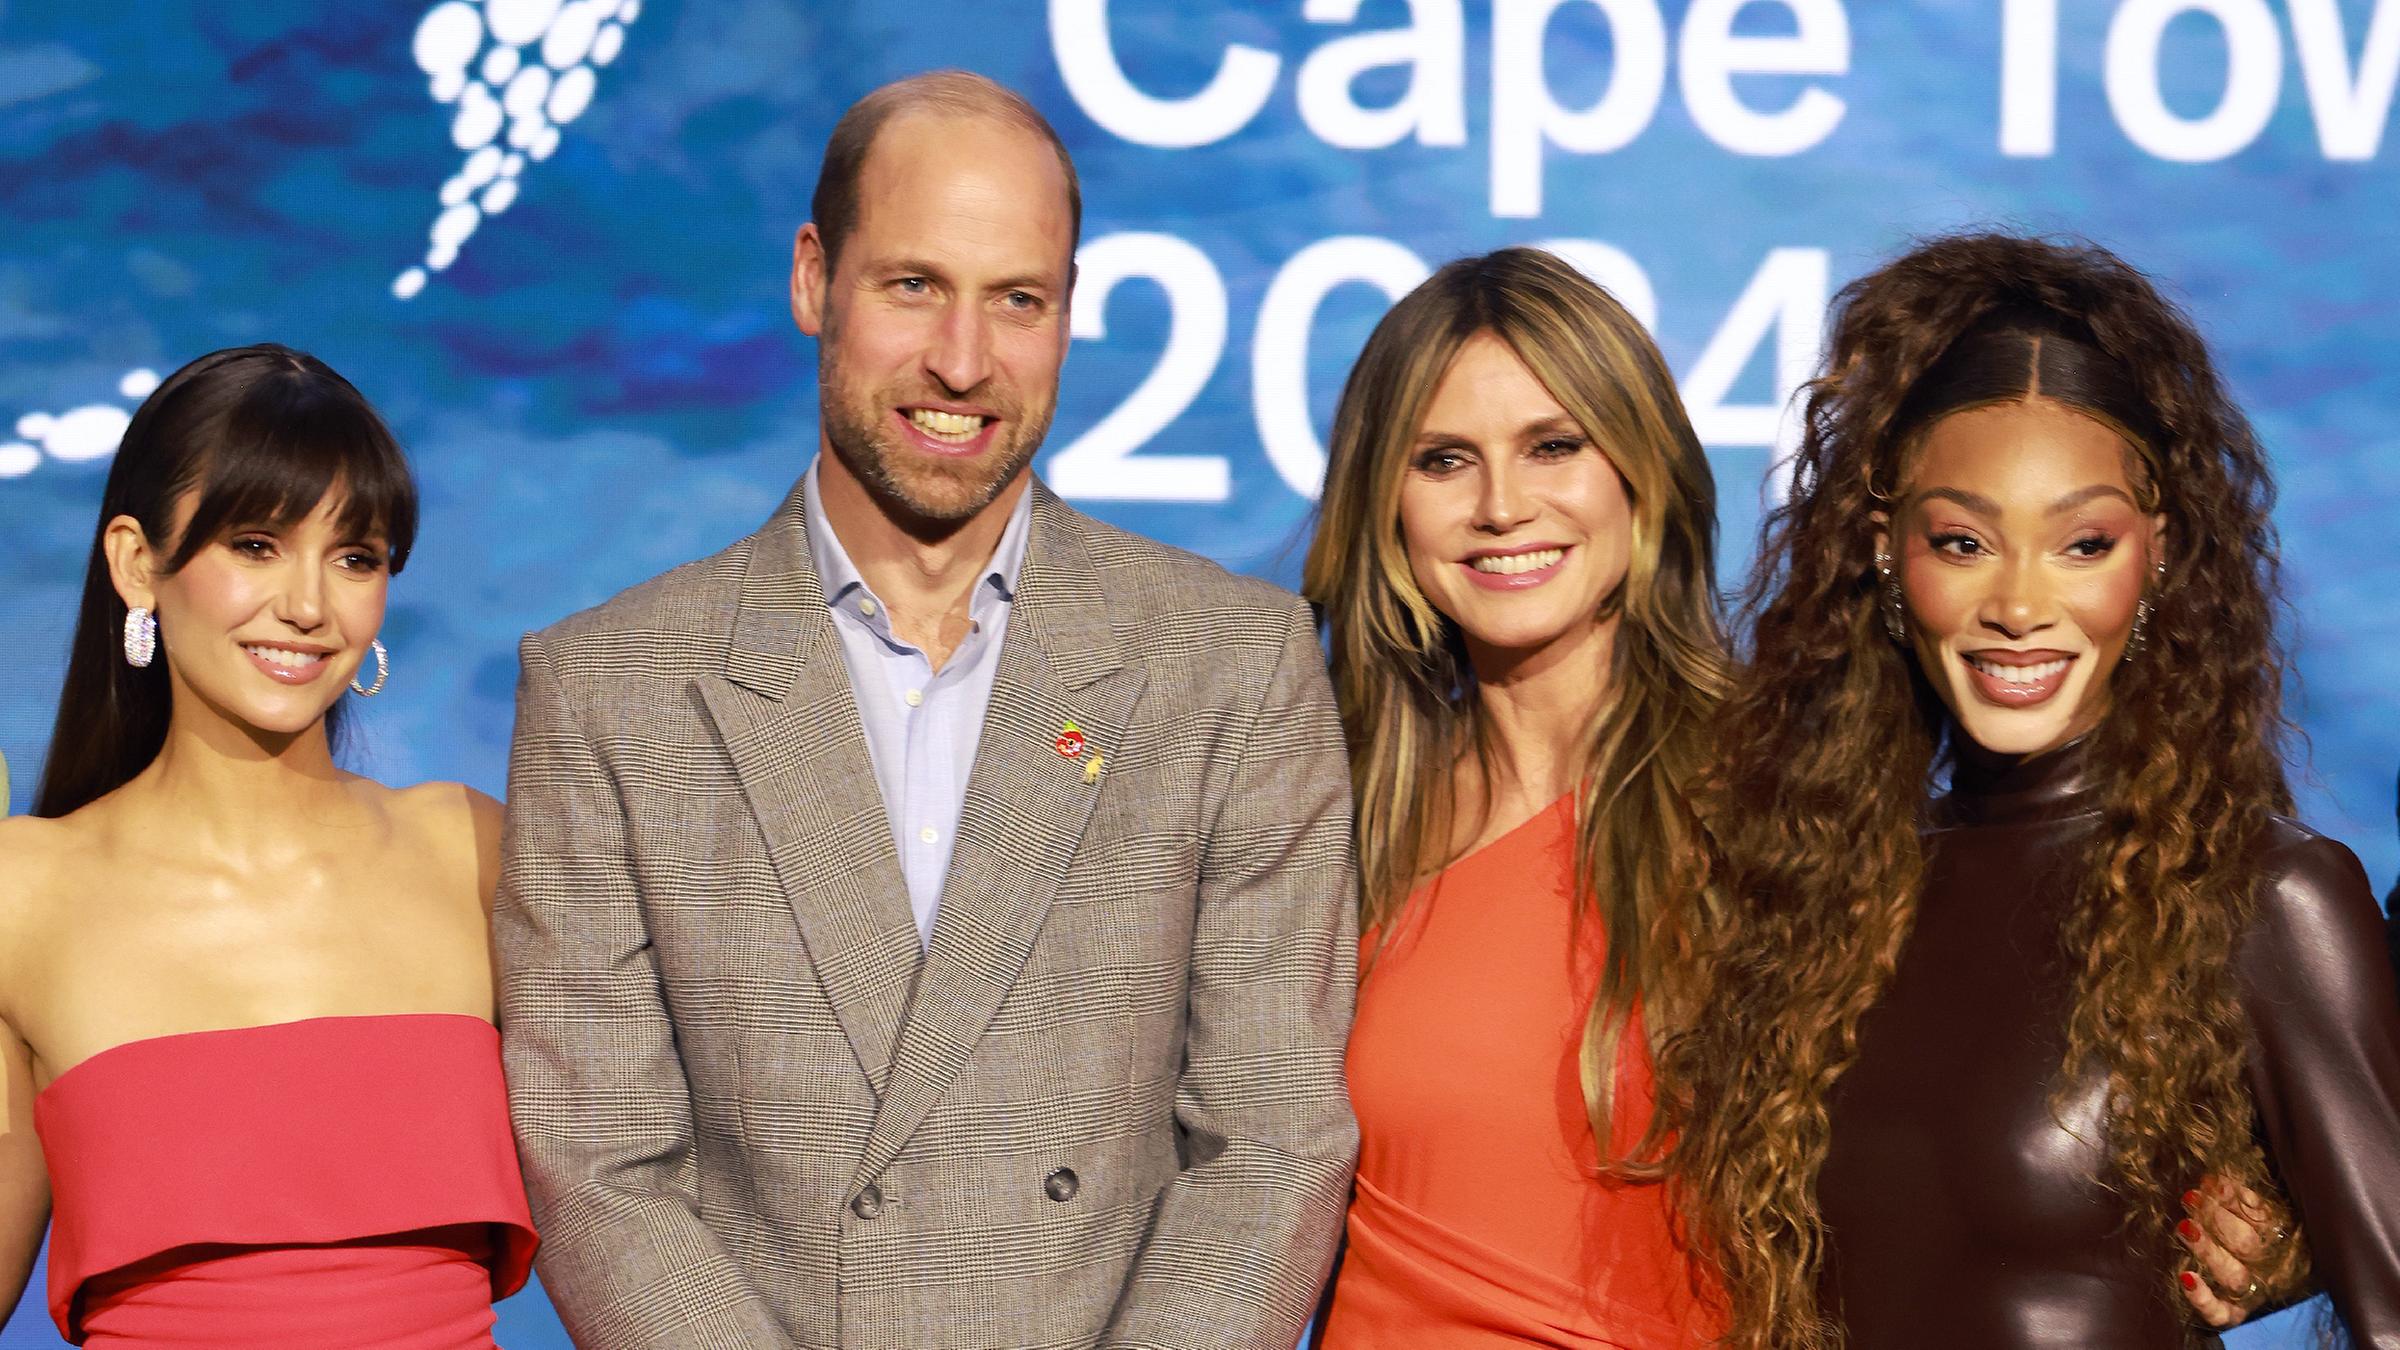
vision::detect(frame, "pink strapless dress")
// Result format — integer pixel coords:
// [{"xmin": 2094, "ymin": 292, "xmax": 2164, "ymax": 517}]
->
[{"xmin": 32, "ymin": 1013, "xmax": 538, "ymax": 1348}]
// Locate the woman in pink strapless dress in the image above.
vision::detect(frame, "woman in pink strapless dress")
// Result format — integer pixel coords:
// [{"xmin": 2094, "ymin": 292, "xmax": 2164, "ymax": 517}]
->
[{"xmin": 0, "ymin": 346, "xmax": 536, "ymax": 1346}]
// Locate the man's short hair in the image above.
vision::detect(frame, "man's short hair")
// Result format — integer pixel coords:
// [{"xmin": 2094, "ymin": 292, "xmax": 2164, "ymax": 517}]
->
[{"xmin": 812, "ymin": 70, "xmax": 1083, "ymax": 272}]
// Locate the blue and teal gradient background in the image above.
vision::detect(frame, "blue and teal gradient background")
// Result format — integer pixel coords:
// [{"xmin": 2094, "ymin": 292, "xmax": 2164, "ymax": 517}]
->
[{"xmin": 3, "ymin": 1, "xmax": 2394, "ymax": 1345}]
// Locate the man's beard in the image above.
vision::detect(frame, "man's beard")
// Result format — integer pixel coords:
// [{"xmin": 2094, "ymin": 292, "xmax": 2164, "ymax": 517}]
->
[{"xmin": 819, "ymin": 365, "xmax": 1053, "ymax": 529}]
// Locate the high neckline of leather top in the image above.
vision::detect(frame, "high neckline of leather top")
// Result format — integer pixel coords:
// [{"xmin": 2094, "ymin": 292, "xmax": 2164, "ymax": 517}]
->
[{"xmin": 1935, "ymin": 736, "xmax": 2103, "ymax": 830}]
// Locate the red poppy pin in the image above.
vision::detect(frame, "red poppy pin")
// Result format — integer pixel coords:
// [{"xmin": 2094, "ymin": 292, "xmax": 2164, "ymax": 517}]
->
[{"xmin": 1053, "ymin": 720, "xmax": 1086, "ymax": 759}]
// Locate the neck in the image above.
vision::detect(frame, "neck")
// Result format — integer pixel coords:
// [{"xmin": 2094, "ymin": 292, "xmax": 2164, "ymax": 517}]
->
[
  {"xmin": 816, "ymin": 447, "xmax": 1026, "ymax": 658},
  {"xmin": 1462, "ymin": 617, "xmax": 1617, "ymax": 811},
  {"xmin": 133, "ymin": 693, "xmax": 355, "ymax": 848}
]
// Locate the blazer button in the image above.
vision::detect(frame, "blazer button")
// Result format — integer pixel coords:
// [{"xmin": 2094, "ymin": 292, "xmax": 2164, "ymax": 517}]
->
[
  {"xmin": 1043, "ymin": 1168, "xmax": 1079, "ymax": 1203},
  {"xmin": 851, "ymin": 1184, "xmax": 884, "ymax": 1219}
]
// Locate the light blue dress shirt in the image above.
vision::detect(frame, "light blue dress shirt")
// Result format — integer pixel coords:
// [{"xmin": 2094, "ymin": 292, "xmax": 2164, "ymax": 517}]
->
[{"xmin": 803, "ymin": 461, "xmax": 1033, "ymax": 948}]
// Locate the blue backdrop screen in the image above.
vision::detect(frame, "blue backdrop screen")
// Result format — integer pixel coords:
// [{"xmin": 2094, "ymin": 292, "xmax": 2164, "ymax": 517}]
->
[{"xmin": 3, "ymin": 2, "xmax": 2395, "ymax": 1344}]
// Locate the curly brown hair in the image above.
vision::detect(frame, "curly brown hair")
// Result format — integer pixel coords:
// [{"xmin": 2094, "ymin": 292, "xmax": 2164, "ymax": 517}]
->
[{"xmin": 1649, "ymin": 233, "xmax": 2302, "ymax": 1347}]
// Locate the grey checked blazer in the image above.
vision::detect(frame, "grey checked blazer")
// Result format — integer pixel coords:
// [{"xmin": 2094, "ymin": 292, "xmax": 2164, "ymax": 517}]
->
[{"xmin": 495, "ymin": 480, "xmax": 1359, "ymax": 1350}]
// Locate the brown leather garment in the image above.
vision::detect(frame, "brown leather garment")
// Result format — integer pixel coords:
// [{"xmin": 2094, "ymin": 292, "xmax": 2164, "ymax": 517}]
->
[{"xmin": 1816, "ymin": 743, "xmax": 2400, "ymax": 1348}]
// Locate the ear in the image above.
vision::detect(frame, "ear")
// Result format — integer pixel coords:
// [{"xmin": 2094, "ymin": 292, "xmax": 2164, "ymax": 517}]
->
[
  {"xmin": 1061, "ymin": 257, "xmax": 1079, "ymax": 342},
  {"xmin": 102, "ymin": 515, "xmax": 160, "ymax": 612},
  {"xmin": 1870, "ymin": 508, "xmax": 1892, "ymax": 570},
  {"xmin": 2147, "ymin": 512, "xmax": 2168, "ymax": 577},
  {"xmin": 791, "ymin": 223, "xmax": 829, "ymax": 337}
]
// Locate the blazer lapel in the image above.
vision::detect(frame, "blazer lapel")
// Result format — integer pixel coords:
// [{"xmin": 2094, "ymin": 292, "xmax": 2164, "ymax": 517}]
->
[
  {"xmin": 856, "ymin": 486, "xmax": 1147, "ymax": 1183},
  {"xmin": 696, "ymin": 485, "xmax": 921, "ymax": 1098}
]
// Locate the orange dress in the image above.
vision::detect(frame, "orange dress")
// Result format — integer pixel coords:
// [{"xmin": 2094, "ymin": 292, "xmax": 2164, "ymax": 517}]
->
[{"xmin": 1322, "ymin": 796, "xmax": 1723, "ymax": 1349}]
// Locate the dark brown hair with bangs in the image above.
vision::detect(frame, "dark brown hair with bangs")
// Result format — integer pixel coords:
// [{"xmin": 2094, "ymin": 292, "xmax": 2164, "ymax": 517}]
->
[{"xmin": 34, "ymin": 343, "xmax": 418, "ymax": 817}]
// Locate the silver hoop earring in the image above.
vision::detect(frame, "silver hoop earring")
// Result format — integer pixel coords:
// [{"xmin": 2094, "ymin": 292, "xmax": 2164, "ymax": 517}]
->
[
  {"xmin": 1875, "ymin": 552, "xmax": 1907, "ymax": 644},
  {"xmin": 123, "ymin": 607, "xmax": 157, "ymax": 668},
  {"xmin": 351, "ymin": 639, "xmax": 388, "ymax": 697}
]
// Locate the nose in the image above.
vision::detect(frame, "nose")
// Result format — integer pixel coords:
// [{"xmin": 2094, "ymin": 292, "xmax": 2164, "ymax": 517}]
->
[
  {"xmin": 925, "ymin": 298, "xmax": 993, "ymax": 396},
  {"xmin": 1978, "ymin": 551, "xmax": 2054, "ymax": 639},
  {"xmin": 273, "ymin": 558, "xmax": 327, "ymax": 633},
  {"xmin": 1471, "ymin": 457, "xmax": 1532, "ymax": 535}
]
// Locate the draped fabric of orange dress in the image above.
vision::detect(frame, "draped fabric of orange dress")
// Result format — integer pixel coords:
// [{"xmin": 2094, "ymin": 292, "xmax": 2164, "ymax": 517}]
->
[
  {"xmin": 33, "ymin": 1013, "xmax": 538, "ymax": 1348},
  {"xmin": 1322, "ymin": 796, "xmax": 1724, "ymax": 1349}
]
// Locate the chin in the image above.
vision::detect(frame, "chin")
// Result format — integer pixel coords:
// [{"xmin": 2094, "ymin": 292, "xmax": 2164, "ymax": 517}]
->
[
  {"xmin": 221, "ymin": 687, "xmax": 341, "ymax": 739},
  {"xmin": 1949, "ymin": 708, "xmax": 2078, "ymax": 757},
  {"xmin": 1452, "ymin": 612, "xmax": 1583, "ymax": 659},
  {"xmin": 880, "ymin": 443, "xmax": 1027, "ymax": 521},
  {"xmin": 251, "ymin": 704, "xmax": 339, "ymax": 737}
]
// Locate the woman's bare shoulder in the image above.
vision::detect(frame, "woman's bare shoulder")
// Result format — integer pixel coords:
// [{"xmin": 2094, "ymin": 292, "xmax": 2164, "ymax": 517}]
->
[
  {"xmin": 382, "ymin": 780, "xmax": 501, "ymax": 841},
  {"xmin": 0, "ymin": 814, "xmax": 84, "ymax": 932},
  {"xmin": 380, "ymin": 781, "xmax": 504, "ymax": 909}
]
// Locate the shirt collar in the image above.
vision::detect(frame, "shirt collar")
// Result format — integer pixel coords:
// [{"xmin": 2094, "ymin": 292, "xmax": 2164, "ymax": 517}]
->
[{"xmin": 802, "ymin": 459, "xmax": 1034, "ymax": 620}]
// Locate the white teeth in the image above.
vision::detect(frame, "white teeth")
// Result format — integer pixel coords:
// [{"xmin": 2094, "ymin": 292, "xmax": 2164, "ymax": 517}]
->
[
  {"xmin": 1967, "ymin": 655, "xmax": 2070, "ymax": 686},
  {"xmin": 245, "ymin": 644, "xmax": 324, "ymax": 670},
  {"xmin": 1470, "ymin": 548, "xmax": 1564, "ymax": 575},
  {"xmin": 907, "ymin": 408, "xmax": 985, "ymax": 442}
]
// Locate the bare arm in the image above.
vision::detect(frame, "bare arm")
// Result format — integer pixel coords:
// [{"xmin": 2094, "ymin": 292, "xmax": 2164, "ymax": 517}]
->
[
  {"xmin": 1102, "ymin": 601, "xmax": 1360, "ymax": 1350},
  {"xmin": 0, "ymin": 1019, "xmax": 49, "ymax": 1330},
  {"xmin": 495, "ymin": 636, "xmax": 785, "ymax": 1349}
]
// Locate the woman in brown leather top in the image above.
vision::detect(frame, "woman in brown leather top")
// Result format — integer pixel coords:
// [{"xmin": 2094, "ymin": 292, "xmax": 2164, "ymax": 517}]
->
[{"xmin": 1653, "ymin": 233, "xmax": 2400, "ymax": 1348}]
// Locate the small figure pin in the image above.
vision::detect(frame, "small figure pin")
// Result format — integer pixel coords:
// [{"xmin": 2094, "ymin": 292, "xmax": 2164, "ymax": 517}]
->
[
  {"xmin": 1083, "ymin": 754, "xmax": 1106, "ymax": 785},
  {"xmin": 1053, "ymin": 720, "xmax": 1086, "ymax": 759}
]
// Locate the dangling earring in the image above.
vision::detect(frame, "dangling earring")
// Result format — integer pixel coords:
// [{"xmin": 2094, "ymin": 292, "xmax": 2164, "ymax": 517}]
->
[
  {"xmin": 2125, "ymin": 559, "xmax": 2166, "ymax": 660},
  {"xmin": 1875, "ymin": 552, "xmax": 1907, "ymax": 644},
  {"xmin": 123, "ymin": 606, "xmax": 157, "ymax": 668},
  {"xmin": 351, "ymin": 639, "xmax": 388, "ymax": 697}
]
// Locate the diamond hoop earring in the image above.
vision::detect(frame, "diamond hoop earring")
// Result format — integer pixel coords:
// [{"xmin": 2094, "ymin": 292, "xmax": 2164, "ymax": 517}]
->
[
  {"xmin": 1875, "ymin": 553, "xmax": 1908, "ymax": 644},
  {"xmin": 350, "ymin": 639, "xmax": 388, "ymax": 697},
  {"xmin": 123, "ymin": 607, "xmax": 157, "ymax": 668}
]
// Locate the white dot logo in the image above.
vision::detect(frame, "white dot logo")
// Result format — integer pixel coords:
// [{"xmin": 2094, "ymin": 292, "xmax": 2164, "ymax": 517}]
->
[
  {"xmin": 0, "ymin": 369, "xmax": 159, "ymax": 480},
  {"xmin": 397, "ymin": 0, "xmax": 638, "ymax": 299}
]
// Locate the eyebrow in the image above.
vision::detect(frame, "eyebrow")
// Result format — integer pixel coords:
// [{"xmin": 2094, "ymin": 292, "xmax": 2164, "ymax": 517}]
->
[
  {"xmin": 1413, "ymin": 414, "xmax": 1583, "ymax": 447},
  {"xmin": 987, "ymin": 271, "xmax": 1060, "ymax": 294},
  {"xmin": 870, "ymin": 257, "xmax": 1061, "ymax": 296},
  {"xmin": 2043, "ymin": 483, "xmax": 2137, "ymax": 514},
  {"xmin": 1914, "ymin": 484, "xmax": 2136, "ymax": 516}
]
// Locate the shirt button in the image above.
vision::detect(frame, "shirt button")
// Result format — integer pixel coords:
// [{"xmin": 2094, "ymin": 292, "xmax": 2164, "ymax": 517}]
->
[
  {"xmin": 905, "ymin": 689, "xmax": 923, "ymax": 707},
  {"xmin": 858, "ymin": 598, "xmax": 878, "ymax": 617},
  {"xmin": 851, "ymin": 1183, "xmax": 884, "ymax": 1219},
  {"xmin": 1043, "ymin": 1168, "xmax": 1079, "ymax": 1203},
  {"xmin": 919, "ymin": 826, "xmax": 937, "ymax": 844}
]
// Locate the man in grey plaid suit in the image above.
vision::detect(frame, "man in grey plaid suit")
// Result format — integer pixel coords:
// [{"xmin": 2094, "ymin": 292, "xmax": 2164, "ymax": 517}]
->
[{"xmin": 494, "ymin": 72, "xmax": 1359, "ymax": 1349}]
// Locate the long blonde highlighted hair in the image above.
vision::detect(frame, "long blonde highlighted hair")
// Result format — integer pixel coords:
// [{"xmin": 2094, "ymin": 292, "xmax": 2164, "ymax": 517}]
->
[{"xmin": 1303, "ymin": 247, "xmax": 1729, "ymax": 1150}]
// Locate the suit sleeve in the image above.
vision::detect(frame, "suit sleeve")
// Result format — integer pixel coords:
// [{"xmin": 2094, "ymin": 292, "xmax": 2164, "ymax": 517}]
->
[
  {"xmin": 495, "ymin": 634, "xmax": 788, "ymax": 1349},
  {"xmin": 2238, "ymin": 829, "xmax": 2400, "ymax": 1347},
  {"xmin": 1102, "ymin": 600, "xmax": 1360, "ymax": 1350}
]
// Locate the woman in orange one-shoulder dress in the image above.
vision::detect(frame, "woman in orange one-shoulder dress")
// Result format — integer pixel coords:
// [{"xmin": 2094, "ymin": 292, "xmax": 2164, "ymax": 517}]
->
[{"xmin": 1304, "ymin": 251, "xmax": 1727, "ymax": 1348}]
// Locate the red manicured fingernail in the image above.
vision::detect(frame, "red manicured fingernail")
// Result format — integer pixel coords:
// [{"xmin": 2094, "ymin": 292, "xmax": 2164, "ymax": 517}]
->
[
  {"xmin": 2178, "ymin": 1219, "xmax": 2203, "ymax": 1242},
  {"xmin": 2183, "ymin": 1189, "xmax": 2203, "ymax": 1208},
  {"xmin": 2181, "ymin": 1271, "xmax": 2201, "ymax": 1291}
]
